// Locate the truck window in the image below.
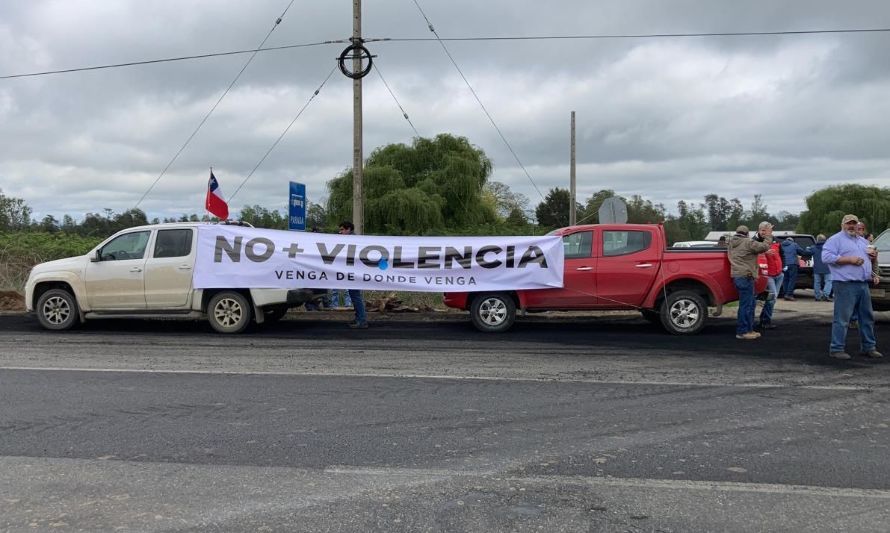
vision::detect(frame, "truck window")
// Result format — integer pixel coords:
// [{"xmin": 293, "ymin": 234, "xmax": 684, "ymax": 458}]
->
[
  {"xmin": 603, "ymin": 230, "xmax": 651, "ymax": 257},
  {"xmin": 99, "ymin": 231, "xmax": 150, "ymax": 261},
  {"xmin": 154, "ymin": 229, "xmax": 193, "ymax": 258},
  {"xmin": 563, "ymin": 231, "xmax": 592, "ymax": 259}
]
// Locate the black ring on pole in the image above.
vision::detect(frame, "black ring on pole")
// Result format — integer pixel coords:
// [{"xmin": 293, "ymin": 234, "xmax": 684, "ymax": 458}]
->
[{"xmin": 338, "ymin": 44, "xmax": 373, "ymax": 79}]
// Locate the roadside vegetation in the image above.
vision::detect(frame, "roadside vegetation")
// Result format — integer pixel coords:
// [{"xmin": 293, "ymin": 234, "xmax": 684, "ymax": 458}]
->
[{"xmin": 2, "ymin": 133, "xmax": 888, "ymax": 293}]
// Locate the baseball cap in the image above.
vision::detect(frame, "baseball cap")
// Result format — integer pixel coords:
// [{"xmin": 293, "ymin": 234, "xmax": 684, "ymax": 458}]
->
[
  {"xmin": 735, "ymin": 225, "xmax": 749, "ymax": 234},
  {"xmin": 842, "ymin": 214, "xmax": 859, "ymax": 224}
]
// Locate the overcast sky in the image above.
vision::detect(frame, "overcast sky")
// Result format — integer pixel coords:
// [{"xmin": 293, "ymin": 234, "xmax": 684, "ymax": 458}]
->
[{"xmin": 1, "ymin": 0, "xmax": 889, "ymax": 224}]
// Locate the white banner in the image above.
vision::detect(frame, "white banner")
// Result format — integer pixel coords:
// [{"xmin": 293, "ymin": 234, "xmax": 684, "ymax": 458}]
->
[{"xmin": 194, "ymin": 226, "xmax": 564, "ymax": 292}]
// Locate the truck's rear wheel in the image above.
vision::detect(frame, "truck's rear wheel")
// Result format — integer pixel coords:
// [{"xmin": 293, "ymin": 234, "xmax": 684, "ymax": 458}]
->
[
  {"xmin": 208, "ymin": 291, "xmax": 252, "ymax": 334},
  {"xmin": 36, "ymin": 288, "xmax": 78, "ymax": 331},
  {"xmin": 660, "ymin": 290, "xmax": 706, "ymax": 335},
  {"xmin": 470, "ymin": 292, "xmax": 516, "ymax": 333}
]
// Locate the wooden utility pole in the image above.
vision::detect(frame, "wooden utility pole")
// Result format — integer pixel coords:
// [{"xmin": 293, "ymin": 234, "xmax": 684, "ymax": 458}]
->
[
  {"xmin": 352, "ymin": 0, "xmax": 364, "ymax": 234},
  {"xmin": 570, "ymin": 111, "xmax": 576, "ymax": 226}
]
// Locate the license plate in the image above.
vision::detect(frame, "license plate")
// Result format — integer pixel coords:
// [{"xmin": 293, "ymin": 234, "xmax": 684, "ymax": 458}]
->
[{"xmin": 870, "ymin": 289, "xmax": 885, "ymax": 298}]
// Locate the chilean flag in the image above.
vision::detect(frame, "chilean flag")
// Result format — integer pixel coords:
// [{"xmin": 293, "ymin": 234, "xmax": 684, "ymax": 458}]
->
[{"xmin": 205, "ymin": 171, "xmax": 229, "ymax": 220}]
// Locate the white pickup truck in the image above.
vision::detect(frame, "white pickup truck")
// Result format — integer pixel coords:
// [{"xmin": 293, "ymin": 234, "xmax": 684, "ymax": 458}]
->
[{"xmin": 25, "ymin": 222, "xmax": 318, "ymax": 333}]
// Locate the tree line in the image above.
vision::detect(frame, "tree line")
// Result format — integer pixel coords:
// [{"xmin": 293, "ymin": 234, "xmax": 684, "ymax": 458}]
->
[{"xmin": 2, "ymin": 134, "xmax": 889, "ymax": 242}]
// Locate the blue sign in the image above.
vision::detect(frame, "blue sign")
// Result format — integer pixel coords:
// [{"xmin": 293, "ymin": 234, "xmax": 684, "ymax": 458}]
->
[{"xmin": 288, "ymin": 181, "xmax": 306, "ymax": 231}]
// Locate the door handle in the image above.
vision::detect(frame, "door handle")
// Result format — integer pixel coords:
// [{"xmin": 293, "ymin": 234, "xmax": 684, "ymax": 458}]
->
[
  {"xmin": 635, "ymin": 263, "xmax": 653, "ymax": 268},
  {"xmin": 129, "ymin": 267, "xmax": 143, "ymax": 273},
  {"xmin": 576, "ymin": 266, "xmax": 593, "ymax": 271},
  {"xmin": 177, "ymin": 265, "xmax": 193, "ymax": 270}
]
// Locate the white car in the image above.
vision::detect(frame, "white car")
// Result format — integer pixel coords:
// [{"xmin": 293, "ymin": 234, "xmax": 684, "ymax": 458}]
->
[
  {"xmin": 25, "ymin": 222, "xmax": 318, "ymax": 333},
  {"xmin": 671, "ymin": 240, "xmax": 719, "ymax": 248}
]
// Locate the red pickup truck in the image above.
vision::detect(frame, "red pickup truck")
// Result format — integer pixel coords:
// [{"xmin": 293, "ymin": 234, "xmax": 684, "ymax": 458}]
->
[{"xmin": 444, "ymin": 223, "xmax": 765, "ymax": 335}]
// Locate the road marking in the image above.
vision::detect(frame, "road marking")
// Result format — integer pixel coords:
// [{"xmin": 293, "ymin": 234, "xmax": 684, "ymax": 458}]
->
[
  {"xmin": 514, "ymin": 475, "xmax": 890, "ymax": 499},
  {"xmin": 0, "ymin": 365, "xmax": 877, "ymax": 391},
  {"xmin": 323, "ymin": 465, "xmax": 487, "ymax": 477},
  {"xmin": 5, "ymin": 455, "xmax": 887, "ymax": 500}
]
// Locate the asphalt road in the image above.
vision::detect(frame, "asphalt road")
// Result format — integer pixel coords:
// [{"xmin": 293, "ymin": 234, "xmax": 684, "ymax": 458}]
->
[{"xmin": 1, "ymin": 308, "xmax": 889, "ymax": 532}]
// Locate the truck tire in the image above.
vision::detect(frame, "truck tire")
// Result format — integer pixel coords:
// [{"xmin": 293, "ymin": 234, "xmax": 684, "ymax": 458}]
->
[
  {"xmin": 208, "ymin": 291, "xmax": 252, "ymax": 334},
  {"xmin": 659, "ymin": 290, "xmax": 707, "ymax": 335},
  {"xmin": 35, "ymin": 288, "xmax": 79, "ymax": 331},
  {"xmin": 470, "ymin": 292, "xmax": 516, "ymax": 333}
]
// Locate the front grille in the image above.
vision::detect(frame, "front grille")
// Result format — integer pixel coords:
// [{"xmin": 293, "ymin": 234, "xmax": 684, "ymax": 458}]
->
[{"xmin": 880, "ymin": 266, "xmax": 890, "ymax": 277}]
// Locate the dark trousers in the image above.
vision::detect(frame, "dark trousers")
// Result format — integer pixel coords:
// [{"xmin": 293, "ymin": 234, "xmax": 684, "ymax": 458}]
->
[{"xmin": 783, "ymin": 264, "xmax": 799, "ymax": 296}]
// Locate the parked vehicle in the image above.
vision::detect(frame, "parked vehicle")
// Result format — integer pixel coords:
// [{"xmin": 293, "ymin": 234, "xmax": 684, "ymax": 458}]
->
[
  {"xmin": 671, "ymin": 240, "xmax": 719, "ymax": 248},
  {"xmin": 444, "ymin": 223, "xmax": 766, "ymax": 335},
  {"xmin": 871, "ymin": 229, "xmax": 890, "ymax": 311},
  {"xmin": 777, "ymin": 233, "xmax": 816, "ymax": 293},
  {"xmin": 25, "ymin": 222, "xmax": 319, "ymax": 333}
]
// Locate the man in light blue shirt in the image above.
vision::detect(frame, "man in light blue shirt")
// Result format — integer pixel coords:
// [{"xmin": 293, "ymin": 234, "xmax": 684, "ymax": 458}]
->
[{"xmin": 821, "ymin": 213, "xmax": 881, "ymax": 360}]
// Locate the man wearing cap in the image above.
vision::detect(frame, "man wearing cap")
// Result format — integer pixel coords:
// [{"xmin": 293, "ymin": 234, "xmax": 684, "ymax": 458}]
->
[
  {"xmin": 821, "ymin": 214, "xmax": 881, "ymax": 360},
  {"xmin": 728, "ymin": 224, "xmax": 773, "ymax": 339}
]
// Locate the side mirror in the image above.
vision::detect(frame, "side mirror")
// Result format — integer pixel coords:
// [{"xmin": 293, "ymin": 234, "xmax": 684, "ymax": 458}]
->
[{"xmin": 90, "ymin": 250, "xmax": 101, "ymax": 262}]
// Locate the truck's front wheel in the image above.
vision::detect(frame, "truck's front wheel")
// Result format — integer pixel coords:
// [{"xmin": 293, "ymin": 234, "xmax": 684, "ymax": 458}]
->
[
  {"xmin": 208, "ymin": 291, "xmax": 252, "ymax": 334},
  {"xmin": 659, "ymin": 290, "xmax": 706, "ymax": 335},
  {"xmin": 36, "ymin": 288, "xmax": 79, "ymax": 331},
  {"xmin": 470, "ymin": 292, "xmax": 516, "ymax": 333}
]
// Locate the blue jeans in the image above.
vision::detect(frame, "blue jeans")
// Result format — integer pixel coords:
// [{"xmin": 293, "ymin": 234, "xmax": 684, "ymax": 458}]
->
[
  {"xmin": 734, "ymin": 276, "xmax": 756, "ymax": 335},
  {"xmin": 830, "ymin": 281, "xmax": 876, "ymax": 354},
  {"xmin": 759, "ymin": 273, "xmax": 784, "ymax": 325},
  {"xmin": 814, "ymin": 273, "xmax": 832, "ymax": 300},
  {"xmin": 328, "ymin": 289, "xmax": 352, "ymax": 308},
  {"xmin": 349, "ymin": 289, "xmax": 366, "ymax": 325},
  {"xmin": 783, "ymin": 264, "xmax": 799, "ymax": 296}
]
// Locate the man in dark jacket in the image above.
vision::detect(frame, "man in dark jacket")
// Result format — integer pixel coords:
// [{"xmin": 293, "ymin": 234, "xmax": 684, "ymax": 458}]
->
[
  {"xmin": 780, "ymin": 237, "xmax": 812, "ymax": 301},
  {"xmin": 807, "ymin": 234, "xmax": 832, "ymax": 301},
  {"xmin": 729, "ymin": 224, "xmax": 773, "ymax": 339}
]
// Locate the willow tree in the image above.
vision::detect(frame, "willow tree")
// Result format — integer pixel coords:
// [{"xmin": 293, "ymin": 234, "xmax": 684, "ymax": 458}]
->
[
  {"xmin": 326, "ymin": 134, "xmax": 497, "ymax": 234},
  {"xmin": 799, "ymin": 184, "xmax": 890, "ymax": 236}
]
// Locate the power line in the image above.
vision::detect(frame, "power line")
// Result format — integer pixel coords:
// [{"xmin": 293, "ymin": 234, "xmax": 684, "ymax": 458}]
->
[
  {"xmin": 229, "ymin": 66, "xmax": 339, "ymax": 202},
  {"xmin": 7, "ymin": 27, "xmax": 886, "ymax": 81},
  {"xmin": 135, "ymin": 0, "xmax": 301, "ymax": 209},
  {"xmin": 373, "ymin": 63, "xmax": 420, "ymax": 137},
  {"xmin": 371, "ymin": 27, "xmax": 890, "ymax": 42},
  {"xmin": 0, "ymin": 41, "xmax": 342, "ymax": 80},
  {"xmin": 409, "ymin": 0, "xmax": 546, "ymax": 202}
]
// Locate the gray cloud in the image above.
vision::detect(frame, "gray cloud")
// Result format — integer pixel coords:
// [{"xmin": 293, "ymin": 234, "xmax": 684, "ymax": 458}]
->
[{"xmin": 2, "ymin": 0, "xmax": 890, "ymax": 224}]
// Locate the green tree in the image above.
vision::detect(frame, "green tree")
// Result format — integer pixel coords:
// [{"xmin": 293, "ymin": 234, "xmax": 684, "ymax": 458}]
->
[
  {"xmin": 799, "ymin": 184, "xmax": 890, "ymax": 236},
  {"xmin": 239, "ymin": 205, "xmax": 287, "ymax": 229},
  {"xmin": 483, "ymin": 181, "xmax": 530, "ymax": 221},
  {"xmin": 306, "ymin": 201, "xmax": 328, "ymax": 231},
  {"xmin": 535, "ymin": 188, "xmax": 580, "ymax": 228},
  {"xmin": 113, "ymin": 208, "xmax": 148, "ymax": 232},
  {"xmin": 38, "ymin": 215, "xmax": 59, "ymax": 233},
  {"xmin": 741, "ymin": 194, "xmax": 776, "ymax": 228},
  {"xmin": 704, "ymin": 194, "xmax": 744, "ymax": 231},
  {"xmin": 578, "ymin": 189, "xmax": 617, "ymax": 224},
  {"xmin": 665, "ymin": 200, "xmax": 710, "ymax": 242},
  {"xmin": 61, "ymin": 215, "xmax": 76, "ymax": 232},
  {"xmin": 327, "ymin": 134, "xmax": 497, "ymax": 234},
  {"xmin": 0, "ymin": 189, "xmax": 32, "ymax": 230},
  {"xmin": 504, "ymin": 207, "xmax": 530, "ymax": 228},
  {"xmin": 79, "ymin": 211, "xmax": 113, "ymax": 236},
  {"xmin": 775, "ymin": 211, "xmax": 800, "ymax": 231},
  {"xmin": 626, "ymin": 195, "xmax": 666, "ymax": 224}
]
